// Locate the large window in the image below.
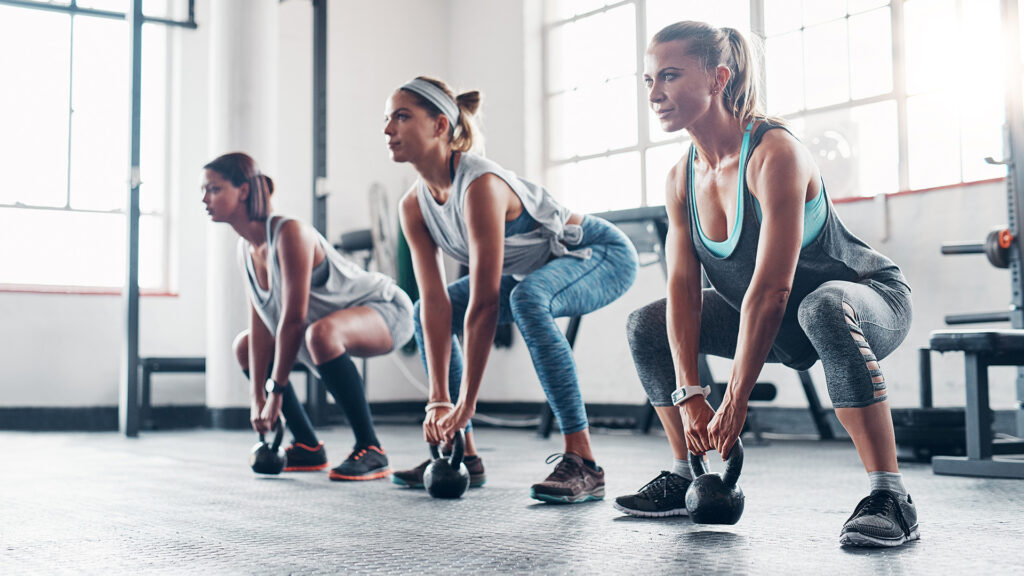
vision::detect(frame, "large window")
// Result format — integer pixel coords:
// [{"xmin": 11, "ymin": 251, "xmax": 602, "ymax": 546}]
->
[
  {"xmin": 543, "ymin": 0, "xmax": 1015, "ymax": 209},
  {"xmin": 0, "ymin": 0, "xmax": 175, "ymax": 292}
]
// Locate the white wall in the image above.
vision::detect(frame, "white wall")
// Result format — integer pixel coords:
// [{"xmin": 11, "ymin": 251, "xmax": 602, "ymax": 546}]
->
[{"xmin": 1, "ymin": 1, "xmax": 1019, "ymax": 413}]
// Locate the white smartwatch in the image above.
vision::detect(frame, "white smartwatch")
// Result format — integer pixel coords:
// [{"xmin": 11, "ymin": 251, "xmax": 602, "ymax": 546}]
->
[{"xmin": 671, "ymin": 385, "xmax": 710, "ymax": 406}]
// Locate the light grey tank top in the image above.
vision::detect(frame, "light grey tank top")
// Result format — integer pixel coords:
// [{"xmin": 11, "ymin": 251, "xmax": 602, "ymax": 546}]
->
[
  {"xmin": 416, "ymin": 152, "xmax": 591, "ymax": 278},
  {"xmin": 238, "ymin": 215, "xmax": 399, "ymax": 375}
]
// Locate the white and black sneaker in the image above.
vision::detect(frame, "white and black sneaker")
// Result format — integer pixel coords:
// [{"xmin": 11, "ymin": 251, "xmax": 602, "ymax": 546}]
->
[
  {"xmin": 613, "ymin": 471, "xmax": 691, "ymax": 518},
  {"xmin": 840, "ymin": 489, "xmax": 920, "ymax": 547}
]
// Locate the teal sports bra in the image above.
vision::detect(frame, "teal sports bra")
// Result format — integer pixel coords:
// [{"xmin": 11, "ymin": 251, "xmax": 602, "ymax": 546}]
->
[{"xmin": 690, "ymin": 123, "xmax": 827, "ymax": 258}]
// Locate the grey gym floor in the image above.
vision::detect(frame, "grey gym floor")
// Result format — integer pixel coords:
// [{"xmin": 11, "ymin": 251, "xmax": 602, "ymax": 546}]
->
[{"xmin": 3, "ymin": 424, "xmax": 1022, "ymax": 575}]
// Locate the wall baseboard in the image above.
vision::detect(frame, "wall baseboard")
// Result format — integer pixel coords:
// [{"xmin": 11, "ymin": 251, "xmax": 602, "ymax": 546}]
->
[{"xmin": 0, "ymin": 403, "xmax": 1019, "ymax": 438}]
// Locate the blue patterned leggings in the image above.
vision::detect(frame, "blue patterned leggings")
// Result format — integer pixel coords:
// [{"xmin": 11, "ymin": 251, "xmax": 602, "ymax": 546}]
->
[{"xmin": 413, "ymin": 216, "xmax": 639, "ymax": 434}]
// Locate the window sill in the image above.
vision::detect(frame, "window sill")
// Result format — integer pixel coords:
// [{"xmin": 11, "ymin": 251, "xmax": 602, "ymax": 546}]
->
[
  {"xmin": 0, "ymin": 284, "xmax": 178, "ymax": 297},
  {"xmin": 831, "ymin": 177, "xmax": 1006, "ymax": 205}
]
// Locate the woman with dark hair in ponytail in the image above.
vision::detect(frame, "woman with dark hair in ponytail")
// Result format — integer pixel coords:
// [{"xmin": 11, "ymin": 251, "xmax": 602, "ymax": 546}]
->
[
  {"xmin": 201, "ymin": 152, "xmax": 414, "ymax": 481},
  {"xmin": 612, "ymin": 23, "xmax": 918, "ymax": 547},
  {"xmin": 384, "ymin": 77, "xmax": 639, "ymax": 503}
]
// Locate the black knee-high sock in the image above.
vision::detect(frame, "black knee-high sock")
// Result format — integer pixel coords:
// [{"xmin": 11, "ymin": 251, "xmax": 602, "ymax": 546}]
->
[
  {"xmin": 316, "ymin": 353, "xmax": 380, "ymax": 449},
  {"xmin": 243, "ymin": 369, "xmax": 319, "ymax": 447}
]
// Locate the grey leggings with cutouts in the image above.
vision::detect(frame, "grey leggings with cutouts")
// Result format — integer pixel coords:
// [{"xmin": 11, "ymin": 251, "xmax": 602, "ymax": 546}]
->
[{"xmin": 627, "ymin": 279, "xmax": 912, "ymax": 409}]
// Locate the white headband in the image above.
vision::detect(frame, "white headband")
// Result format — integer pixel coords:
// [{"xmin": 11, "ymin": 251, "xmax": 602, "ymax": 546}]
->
[{"xmin": 401, "ymin": 78, "xmax": 460, "ymax": 126}]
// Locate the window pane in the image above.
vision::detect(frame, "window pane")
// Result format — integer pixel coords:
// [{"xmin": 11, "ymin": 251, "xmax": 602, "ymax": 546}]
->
[
  {"xmin": 907, "ymin": 92, "xmax": 961, "ymax": 189},
  {"xmin": 904, "ymin": 0, "xmax": 956, "ymax": 95},
  {"xmin": 764, "ymin": 0, "xmax": 802, "ymax": 35},
  {"xmin": 961, "ymin": 87, "xmax": 1005, "ymax": 183},
  {"xmin": 804, "ymin": 21, "xmax": 849, "ymax": 108},
  {"xmin": 803, "ymin": 0, "xmax": 846, "ymax": 26},
  {"xmin": 143, "ymin": 0, "xmax": 174, "ymax": 19},
  {"xmin": 646, "ymin": 0, "xmax": 750, "ymax": 40},
  {"xmin": 77, "ymin": 0, "xmax": 127, "ymax": 11},
  {"xmin": 798, "ymin": 101, "xmax": 898, "ymax": 198},
  {"xmin": 560, "ymin": 153, "xmax": 641, "ymax": 214},
  {"xmin": 548, "ymin": 91, "xmax": 576, "ymax": 160},
  {"xmin": 565, "ymin": 88, "xmax": 600, "ymax": 156},
  {"xmin": 962, "ymin": 0, "xmax": 1002, "ymax": 99},
  {"xmin": 141, "ymin": 24, "xmax": 168, "ymax": 213},
  {"xmin": 547, "ymin": 23, "xmax": 573, "ymax": 93},
  {"xmin": 766, "ymin": 31, "xmax": 804, "ymax": 114},
  {"xmin": 645, "ymin": 141, "xmax": 688, "ymax": 206},
  {"xmin": 546, "ymin": 0, "xmax": 608, "ymax": 22},
  {"xmin": 848, "ymin": 0, "xmax": 890, "ymax": 13},
  {"xmin": 0, "ymin": 7, "xmax": 70, "ymax": 208},
  {"xmin": 849, "ymin": 8, "xmax": 892, "ymax": 99},
  {"xmin": 0, "ymin": 208, "xmax": 163, "ymax": 289},
  {"xmin": 602, "ymin": 76, "xmax": 639, "ymax": 151},
  {"xmin": 69, "ymin": 16, "xmax": 130, "ymax": 211}
]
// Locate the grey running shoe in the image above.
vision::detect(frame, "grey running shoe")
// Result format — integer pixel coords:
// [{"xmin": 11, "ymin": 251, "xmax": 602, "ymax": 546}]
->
[
  {"xmin": 613, "ymin": 471, "xmax": 691, "ymax": 518},
  {"xmin": 391, "ymin": 455, "xmax": 486, "ymax": 488},
  {"xmin": 840, "ymin": 490, "xmax": 920, "ymax": 547},
  {"xmin": 529, "ymin": 453, "xmax": 605, "ymax": 504},
  {"xmin": 328, "ymin": 446, "xmax": 391, "ymax": 481}
]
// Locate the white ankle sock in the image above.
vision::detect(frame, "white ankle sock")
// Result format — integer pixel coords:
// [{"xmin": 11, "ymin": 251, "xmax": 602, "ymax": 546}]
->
[
  {"xmin": 672, "ymin": 458, "xmax": 692, "ymax": 480},
  {"xmin": 869, "ymin": 471, "xmax": 908, "ymax": 499}
]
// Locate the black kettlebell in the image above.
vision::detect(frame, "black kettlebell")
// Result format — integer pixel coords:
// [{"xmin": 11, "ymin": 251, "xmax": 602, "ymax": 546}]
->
[
  {"xmin": 685, "ymin": 438, "xmax": 745, "ymax": 525},
  {"xmin": 250, "ymin": 422, "xmax": 286, "ymax": 475},
  {"xmin": 423, "ymin": 429, "xmax": 470, "ymax": 499}
]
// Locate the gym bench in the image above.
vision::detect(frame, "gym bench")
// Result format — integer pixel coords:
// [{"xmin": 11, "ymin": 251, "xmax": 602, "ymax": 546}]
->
[
  {"xmin": 138, "ymin": 357, "xmax": 318, "ymax": 431},
  {"xmin": 929, "ymin": 329, "xmax": 1024, "ymax": 478}
]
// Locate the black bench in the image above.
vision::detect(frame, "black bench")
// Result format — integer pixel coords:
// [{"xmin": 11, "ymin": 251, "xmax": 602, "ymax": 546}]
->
[
  {"xmin": 929, "ymin": 329, "xmax": 1024, "ymax": 478},
  {"xmin": 139, "ymin": 357, "xmax": 318, "ymax": 431}
]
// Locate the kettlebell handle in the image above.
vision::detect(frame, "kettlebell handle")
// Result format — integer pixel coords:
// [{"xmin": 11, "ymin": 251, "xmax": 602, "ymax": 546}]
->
[
  {"xmin": 688, "ymin": 438, "xmax": 744, "ymax": 487},
  {"xmin": 427, "ymin": 429, "xmax": 466, "ymax": 467},
  {"xmin": 259, "ymin": 419, "xmax": 285, "ymax": 451}
]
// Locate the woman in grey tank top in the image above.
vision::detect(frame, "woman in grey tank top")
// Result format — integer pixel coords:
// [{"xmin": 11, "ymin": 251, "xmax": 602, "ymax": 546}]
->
[
  {"xmin": 385, "ymin": 77, "xmax": 639, "ymax": 503},
  {"xmin": 202, "ymin": 152, "xmax": 414, "ymax": 482},
  {"xmin": 614, "ymin": 23, "xmax": 918, "ymax": 548}
]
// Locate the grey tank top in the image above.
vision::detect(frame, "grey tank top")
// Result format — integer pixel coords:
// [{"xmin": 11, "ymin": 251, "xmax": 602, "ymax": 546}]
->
[
  {"xmin": 416, "ymin": 152, "xmax": 591, "ymax": 278},
  {"xmin": 687, "ymin": 122, "xmax": 909, "ymax": 370},
  {"xmin": 238, "ymin": 215, "xmax": 400, "ymax": 375}
]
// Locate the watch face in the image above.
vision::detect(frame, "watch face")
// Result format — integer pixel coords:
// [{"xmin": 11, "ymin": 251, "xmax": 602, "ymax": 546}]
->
[{"xmin": 265, "ymin": 379, "xmax": 275, "ymax": 394}]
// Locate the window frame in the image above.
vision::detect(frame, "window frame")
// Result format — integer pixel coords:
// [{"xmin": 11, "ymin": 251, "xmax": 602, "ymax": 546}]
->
[
  {"xmin": 0, "ymin": 0, "xmax": 186, "ymax": 295},
  {"xmin": 540, "ymin": 0, "xmax": 1017, "ymax": 210}
]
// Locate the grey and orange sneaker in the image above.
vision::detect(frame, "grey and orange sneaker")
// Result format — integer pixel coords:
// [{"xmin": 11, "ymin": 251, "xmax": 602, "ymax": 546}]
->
[
  {"xmin": 529, "ymin": 453, "xmax": 604, "ymax": 504},
  {"xmin": 840, "ymin": 490, "xmax": 920, "ymax": 547},
  {"xmin": 328, "ymin": 446, "xmax": 391, "ymax": 481},
  {"xmin": 391, "ymin": 455, "xmax": 486, "ymax": 488},
  {"xmin": 284, "ymin": 441, "xmax": 328, "ymax": 472}
]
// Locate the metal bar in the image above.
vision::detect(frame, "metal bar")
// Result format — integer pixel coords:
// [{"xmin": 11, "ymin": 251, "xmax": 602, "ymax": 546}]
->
[
  {"xmin": 1001, "ymin": 0, "xmax": 1024, "ymax": 439},
  {"xmin": 940, "ymin": 242, "xmax": 984, "ymax": 255},
  {"xmin": 798, "ymin": 370, "xmax": 834, "ymax": 440},
  {"xmin": 312, "ymin": 0, "xmax": 327, "ymax": 236},
  {"xmin": 919, "ymin": 348, "xmax": 932, "ymax": 408},
  {"xmin": 944, "ymin": 311, "xmax": 1012, "ymax": 325},
  {"xmin": 119, "ymin": 0, "xmax": 143, "ymax": 438},
  {"xmin": 963, "ymin": 353, "xmax": 992, "ymax": 460}
]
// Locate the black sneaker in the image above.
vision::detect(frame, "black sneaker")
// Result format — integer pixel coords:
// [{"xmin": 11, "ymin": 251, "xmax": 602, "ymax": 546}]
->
[
  {"xmin": 283, "ymin": 441, "xmax": 329, "ymax": 472},
  {"xmin": 613, "ymin": 471, "xmax": 691, "ymax": 518},
  {"xmin": 529, "ymin": 453, "xmax": 605, "ymax": 504},
  {"xmin": 391, "ymin": 455, "xmax": 487, "ymax": 488},
  {"xmin": 328, "ymin": 446, "xmax": 391, "ymax": 481},
  {"xmin": 840, "ymin": 490, "xmax": 920, "ymax": 547}
]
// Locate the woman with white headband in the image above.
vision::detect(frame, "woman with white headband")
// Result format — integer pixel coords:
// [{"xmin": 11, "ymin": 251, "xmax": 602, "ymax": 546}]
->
[{"xmin": 385, "ymin": 76, "xmax": 639, "ymax": 503}]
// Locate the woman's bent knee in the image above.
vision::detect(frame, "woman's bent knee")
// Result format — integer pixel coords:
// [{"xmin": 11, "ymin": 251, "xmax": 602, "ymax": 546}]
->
[
  {"xmin": 305, "ymin": 320, "xmax": 343, "ymax": 365},
  {"xmin": 626, "ymin": 300, "xmax": 664, "ymax": 347},
  {"xmin": 232, "ymin": 331, "xmax": 249, "ymax": 368}
]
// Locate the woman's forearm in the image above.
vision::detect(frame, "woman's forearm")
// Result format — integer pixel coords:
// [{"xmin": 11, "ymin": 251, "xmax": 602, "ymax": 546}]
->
[
  {"xmin": 458, "ymin": 299, "xmax": 500, "ymax": 406},
  {"xmin": 270, "ymin": 320, "xmax": 306, "ymax": 387},
  {"xmin": 729, "ymin": 287, "xmax": 790, "ymax": 401},
  {"xmin": 421, "ymin": 295, "xmax": 454, "ymax": 402}
]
